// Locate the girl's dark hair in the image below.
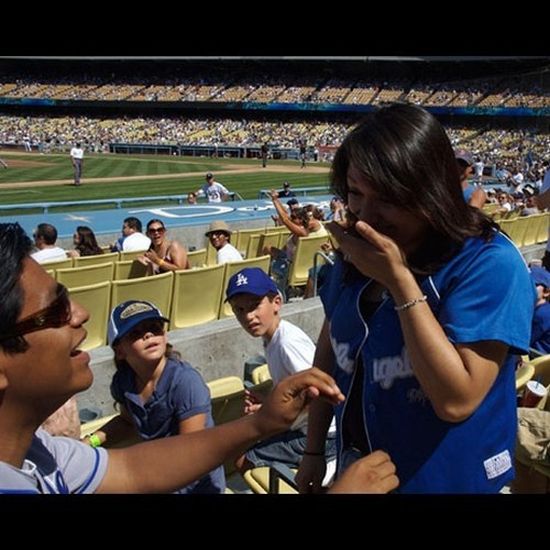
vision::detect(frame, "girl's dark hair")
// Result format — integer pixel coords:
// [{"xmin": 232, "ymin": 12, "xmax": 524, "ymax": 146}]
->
[
  {"xmin": 0, "ymin": 223, "xmax": 34, "ymax": 354},
  {"xmin": 75, "ymin": 226, "xmax": 103, "ymax": 256},
  {"xmin": 331, "ymin": 103, "xmax": 497, "ymax": 275}
]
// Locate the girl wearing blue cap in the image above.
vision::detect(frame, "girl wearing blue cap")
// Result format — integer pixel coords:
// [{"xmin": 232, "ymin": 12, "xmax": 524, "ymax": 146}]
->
[{"xmin": 85, "ymin": 299, "xmax": 225, "ymax": 494}]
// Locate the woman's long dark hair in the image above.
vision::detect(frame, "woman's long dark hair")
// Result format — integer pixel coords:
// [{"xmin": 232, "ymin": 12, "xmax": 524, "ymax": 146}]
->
[
  {"xmin": 75, "ymin": 226, "xmax": 103, "ymax": 256},
  {"xmin": 332, "ymin": 103, "xmax": 497, "ymax": 275}
]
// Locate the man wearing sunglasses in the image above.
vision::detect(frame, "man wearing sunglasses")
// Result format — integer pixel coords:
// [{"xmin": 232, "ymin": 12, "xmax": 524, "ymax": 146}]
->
[{"xmin": 0, "ymin": 222, "xmax": 399, "ymax": 494}]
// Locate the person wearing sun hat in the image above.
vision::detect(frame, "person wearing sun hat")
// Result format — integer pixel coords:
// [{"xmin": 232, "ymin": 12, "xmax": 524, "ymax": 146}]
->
[
  {"xmin": 204, "ymin": 220, "xmax": 243, "ymax": 264},
  {"xmin": 90, "ymin": 299, "xmax": 227, "ymax": 494}
]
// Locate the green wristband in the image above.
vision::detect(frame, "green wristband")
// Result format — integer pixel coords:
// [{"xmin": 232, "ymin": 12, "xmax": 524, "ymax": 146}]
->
[{"xmin": 88, "ymin": 433, "xmax": 102, "ymax": 448}]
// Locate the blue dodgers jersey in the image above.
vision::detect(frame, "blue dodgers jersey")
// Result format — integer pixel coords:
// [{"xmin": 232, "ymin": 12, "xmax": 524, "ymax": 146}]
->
[{"xmin": 321, "ymin": 231, "xmax": 536, "ymax": 493}]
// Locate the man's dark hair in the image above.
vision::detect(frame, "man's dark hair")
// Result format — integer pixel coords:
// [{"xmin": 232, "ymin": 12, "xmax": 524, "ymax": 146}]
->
[
  {"xmin": 0, "ymin": 223, "xmax": 33, "ymax": 353},
  {"xmin": 35, "ymin": 223, "xmax": 58, "ymax": 245},
  {"xmin": 123, "ymin": 216, "xmax": 142, "ymax": 232}
]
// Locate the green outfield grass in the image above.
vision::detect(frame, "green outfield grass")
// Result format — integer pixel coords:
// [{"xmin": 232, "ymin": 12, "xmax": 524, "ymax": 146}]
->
[{"xmin": 0, "ymin": 153, "xmax": 331, "ymax": 205}]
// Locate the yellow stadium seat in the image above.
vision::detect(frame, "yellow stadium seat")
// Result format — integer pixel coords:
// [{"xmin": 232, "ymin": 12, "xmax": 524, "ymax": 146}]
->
[
  {"xmin": 287, "ymin": 234, "xmax": 330, "ymax": 287},
  {"xmin": 57, "ymin": 262, "xmax": 114, "ymax": 288},
  {"xmin": 111, "ymin": 271, "xmax": 174, "ymax": 319},
  {"xmin": 169, "ymin": 264, "xmax": 225, "ymax": 329},
  {"xmin": 41, "ymin": 257, "xmax": 73, "ymax": 270},
  {"xmin": 243, "ymin": 464, "xmax": 298, "ymax": 494},
  {"xmin": 68, "ymin": 281, "xmax": 111, "ymax": 350},
  {"xmin": 73, "ymin": 251, "xmax": 119, "ymax": 267},
  {"xmin": 119, "ymin": 249, "xmax": 148, "ymax": 261},
  {"xmin": 187, "ymin": 248, "xmax": 207, "ymax": 268},
  {"xmin": 114, "ymin": 259, "xmax": 148, "ymax": 280}
]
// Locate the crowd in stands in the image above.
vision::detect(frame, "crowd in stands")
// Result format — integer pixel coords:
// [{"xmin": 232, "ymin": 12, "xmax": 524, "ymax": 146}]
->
[{"xmin": 0, "ymin": 68, "xmax": 547, "ymax": 107}]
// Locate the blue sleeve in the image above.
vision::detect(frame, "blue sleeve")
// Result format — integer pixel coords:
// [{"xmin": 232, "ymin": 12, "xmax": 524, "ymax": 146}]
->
[
  {"xmin": 439, "ymin": 239, "xmax": 535, "ymax": 354},
  {"xmin": 169, "ymin": 363, "xmax": 211, "ymax": 422},
  {"xmin": 531, "ymin": 304, "xmax": 550, "ymax": 353}
]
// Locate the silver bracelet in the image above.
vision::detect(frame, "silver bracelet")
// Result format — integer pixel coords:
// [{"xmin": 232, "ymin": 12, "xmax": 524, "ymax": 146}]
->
[{"xmin": 394, "ymin": 295, "xmax": 428, "ymax": 311}]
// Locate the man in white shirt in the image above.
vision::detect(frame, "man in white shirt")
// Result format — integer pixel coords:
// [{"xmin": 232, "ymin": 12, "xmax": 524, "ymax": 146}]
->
[
  {"xmin": 70, "ymin": 143, "xmax": 84, "ymax": 186},
  {"xmin": 110, "ymin": 217, "xmax": 151, "ymax": 252},
  {"xmin": 198, "ymin": 172, "xmax": 229, "ymax": 203},
  {"xmin": 204, "ymin": 220, "xmax": 243, "ymax": 264},
  {"xmin": 30, "ymin": 223, "xmax": 67, "ymax": 264}
]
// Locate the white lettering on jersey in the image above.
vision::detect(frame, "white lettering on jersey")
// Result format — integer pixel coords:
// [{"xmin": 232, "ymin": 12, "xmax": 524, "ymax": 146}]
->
[
  {"xmin": 372, "ymin": 347, "xmax": 414, "ymax": 389},
  {"xmin": 330, "ymin": 334, "xmax": 355, "ymax": 374}
]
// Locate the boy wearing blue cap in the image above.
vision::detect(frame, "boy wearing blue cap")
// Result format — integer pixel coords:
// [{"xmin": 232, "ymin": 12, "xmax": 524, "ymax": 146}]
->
[
  {"xmin": 226, "ymin": 267, "xmax": 336, "ymax": 473},
  {"xmin": 85, "ymin": 299, "xmax": 226, "ymax": 494},
  {"xmin": 530, "ymin": 266, "xmax": 550, "ymax": 355}
]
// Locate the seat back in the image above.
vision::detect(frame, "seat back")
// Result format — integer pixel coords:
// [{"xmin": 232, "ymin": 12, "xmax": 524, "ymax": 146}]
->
[
  {"xmin": 250, "ymin": 363, "xmax": 271, "ymax": 385},
  {"xmin": 245, "ymin": 234, "xmax": 262, "ymax": 259},
  {"xmin": 73, "ymin": 251, "xmax": 119, "ymax": 267},
  {"xmin": 218, "ymin": 255, "xmax": 271, "ymax": 319},
  {"xmin": 57, "ymin": 262, "xmax": 114, "ymax": 288},
  {"xmin": 119, "ymin": 249, "xmax": 148, "ymax": 261},
  {"xmin": 111, "ymin": 271, "xmax": 174, "ymax": 318},
  {"xmin": 41, "ymin": 257, "xmax": 74, "ymax": 271},
  {"xmin": 234, "ymin": 227, "xmax": 263, "ymax": 257},
  {"xmin": 169, "ymin": 264, "xmax": 225, "ymax": 329},
  {"xmin": 68, "ymin": 281, "xmax": 111, "ymax": 350},
  {"xmin": 205, "ymin": 241, "xmax": 217, "ymax": 266},
  {"xmin": 114, "ymin": 259, "xmax": 148, "ymax": 280},
  {"xmin": 287, "ymin": 234, "xmax": 330, "ymax": 287},
  {"xmin": 207, "ymin": 376, "xmax": 245, "ymax": 426},
  {"xmin": 187, "ymin": 248, "xmax": 207, "ymax": 268}
]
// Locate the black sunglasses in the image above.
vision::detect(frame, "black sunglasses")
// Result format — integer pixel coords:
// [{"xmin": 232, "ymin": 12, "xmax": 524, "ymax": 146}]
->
[
  {"xmin": 148, "ymin": 226, "xmax": 166, "ymax": 234},
  {"xmin": 0, "ymin": 284, "xmax": 72, "ymax": 343}
]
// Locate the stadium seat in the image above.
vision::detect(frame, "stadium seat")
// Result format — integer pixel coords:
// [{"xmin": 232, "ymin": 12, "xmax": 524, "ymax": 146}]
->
[
  {"xmin": 119, "ymin": 249, "xmax": 148, "ymax": 261},
  {"xmin": 41, "ymin": 257, "xmax": 74, "ymax": 271},
  {"xmin": 57, "ymin": 261, "xmax": 114, "ymax": 288},
  {"xmin": 111, "ymin": 271, "xmax": 174, "ymax": 319},
  {"xmin": 169, "ymin": 264, "xmax": 225, "ymax": 329},
  {"xmin": 114, "ymin": 259, "xmax": 148, "ymax": 280},
  {"xmin": 68, "ymin": 281, "xmax": 111, "ymax": 350},
  {"xmin": 73, "ymin": 251, "xmax": 119, "ymax": 267},
  {"xmin": 187, "ymin": 248, "xmax": 207, "ymax": 268},
  {"xmin": 287, "ymin": 234, "xmax": 330, "ymax": 288}
]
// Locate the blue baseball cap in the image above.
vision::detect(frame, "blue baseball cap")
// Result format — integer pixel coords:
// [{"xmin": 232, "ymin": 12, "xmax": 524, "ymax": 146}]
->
[
  {"xmin": 108, "ymin": 300, "xmax": 169, "ymax": 347},
  {"xmin": 530, "ymin": 266, "xmax": 550, "ymax": 289},
  {"xmin": 225, "ymin": 268, "xmax": 278, "ymax": 302}
]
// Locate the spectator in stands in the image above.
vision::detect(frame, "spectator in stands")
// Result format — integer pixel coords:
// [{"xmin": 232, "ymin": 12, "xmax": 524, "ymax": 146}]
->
[
  {"xmin": 67, "ymin": 225, "xmax": 104, "ymax": 258},
  {"xmin": 140, "ymin": 219, "xmax": 190, "ymax": 274},
  {"xmin": 187, "ymin": 191, "xmax": 198, "ymax": 205},
  {"xmin": 110, "ymin": 216, "xmax": 151, "ymax": 253},
  {"xmin": 296, "ymin": 103, "xmax": 535, "ymax": 494},
  {"xmin": 70, "ymin": 142, "xmax": 84, "ymax": 186},
  {"xmin": 227, "ymin": 268, "xmax": 337, "ymax": 474},
  {"xmin": 197, "ymin": 172, "xmax": 229, "ymax": 203},
  {"xmin": 205, "ymin": 221, "xmax": 243, "ymax": 264},
  {"xmin": 455, "ymin": 149, "xmax": 486, "ymax": 208},
  {"xmin": 278, "ymin": 181, "xmax": 295, "ymax": 198},
  {"xmin": 31, "ymin": 223, "xmax": 67, "ymax": 264},
  {"xmin": 327, "ymin": 196, "xmax": 346, "ymax": 223},
  {"xmin": 84, "ymin": 299, "xmax": 226, "ymax": 494},
  {"xmin": 529, "ymin": 266, "xmax": 550, "ymax": 355},
  {"xmin": 2, "ymin": 222, "xmax": 392, "ymax": 494}
]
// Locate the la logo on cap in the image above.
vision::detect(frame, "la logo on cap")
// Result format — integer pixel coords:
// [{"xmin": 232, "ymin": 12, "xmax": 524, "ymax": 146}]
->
[{"xmin": 235, "ymin": 273, "xmax": 248, "ymax": 287}]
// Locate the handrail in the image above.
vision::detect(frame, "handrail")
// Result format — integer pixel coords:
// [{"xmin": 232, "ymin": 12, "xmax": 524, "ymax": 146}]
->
[
  {"xmin": 0, "ymin": 191, "xmax": 241, "ymax": 213},
  {"xmin": 312, "ymin": 250, "xmax": 335, "ymax": 297},
  {"xmin": 257, "ymin": 186, "xmax": 330, "ymax": 199}
]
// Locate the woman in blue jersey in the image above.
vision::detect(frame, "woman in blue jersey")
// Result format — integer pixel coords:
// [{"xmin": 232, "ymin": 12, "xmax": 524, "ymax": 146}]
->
[{"xmin": 296, "ymin": 103, "xmax": 536, "ymax": 494}]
